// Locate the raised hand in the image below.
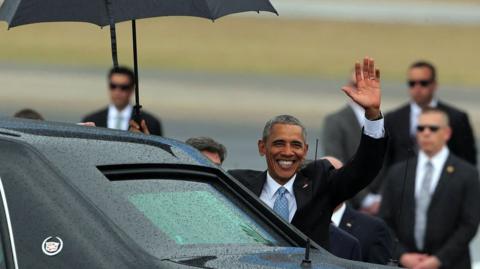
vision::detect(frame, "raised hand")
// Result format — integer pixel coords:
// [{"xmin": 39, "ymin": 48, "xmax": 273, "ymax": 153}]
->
[{"xmin": 342, "ymin": 57, "xmax": 381, "ymax": 120}]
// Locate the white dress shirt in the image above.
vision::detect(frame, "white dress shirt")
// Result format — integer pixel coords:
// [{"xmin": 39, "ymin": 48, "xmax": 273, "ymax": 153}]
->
[
  {"xmin": 331, "ymin": 203, "xmax": 347, "ymax": 227},
  {"xmin": 415, "ymin": 146, "xmax": 449, "ymax": 198},
  {"xmin": 260, "ymin": 172, "xmax": 297, "ymax": 222},
  {"xmin": 410, "ymin": 99, "xmax": 438, "ymax": 137},
  {"xmin": 107, "ymin": 104, "xmax": 132, "ymax": 131}
]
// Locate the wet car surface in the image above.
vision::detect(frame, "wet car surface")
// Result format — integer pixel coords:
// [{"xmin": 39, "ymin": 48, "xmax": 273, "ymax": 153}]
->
[{"xmin": 0, "ymin": 118, "xmax": 395, "ymax": 268}]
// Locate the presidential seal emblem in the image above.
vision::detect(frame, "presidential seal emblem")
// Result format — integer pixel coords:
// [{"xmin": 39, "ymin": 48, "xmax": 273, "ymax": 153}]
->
[{"xmin": 42, "ymin": 236, "xmax": 63, "ymax": 256}]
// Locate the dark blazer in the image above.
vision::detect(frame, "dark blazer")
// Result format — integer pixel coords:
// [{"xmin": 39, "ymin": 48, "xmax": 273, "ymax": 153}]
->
[
  {"xmin": 339, "ymin": 205, "xmax": 393, "ymax": 265},
  {"xmin": 322, "ymin": 105, "xmax": 362, "ymax": 163},
  {"xmin": 380, "ymin": 153, "xmax": 480, "ymax": 269},
  {"xmin": 229, "ymin": 133, "xmax": 387, "ymax": 249},
  {"xmin": 385, "ymin": 101, "xmax": 477, "ymax": 166},
  {"xmin": 329, "ymin": 224, "xmax": 362, "ymax": 261},
  {"xmin": 82, "ymin": 107, "xmax": 163, "ymax": 136}
]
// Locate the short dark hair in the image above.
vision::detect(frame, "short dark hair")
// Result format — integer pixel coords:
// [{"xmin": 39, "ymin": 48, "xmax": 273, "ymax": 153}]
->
[
  {"xmin": 108, "ymin": 66, "xmax": 135, "ymax": 86},
  {"xmin": 186, "ymin": 137, "xmax": 227, "ymax": 163},
  {"xmin": 262, "ymin": 115, "xmax": 306, "ymax": 141},
  {"xmin": 420, "ymin": 107, "xmax": 450, "ymax": 126},
  {"xmin": 409, "ymin": 61, "xmax": 436, "ymax": 82},
  {"xmin": 13, "ymin": 109, "xmax": 44, "ymax": 120}
]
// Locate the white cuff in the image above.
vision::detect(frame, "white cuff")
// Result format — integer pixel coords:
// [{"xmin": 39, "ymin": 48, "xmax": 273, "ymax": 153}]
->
[{"xmin": 363, "ymin": 117, "xmax": 385, "ymax": 138}]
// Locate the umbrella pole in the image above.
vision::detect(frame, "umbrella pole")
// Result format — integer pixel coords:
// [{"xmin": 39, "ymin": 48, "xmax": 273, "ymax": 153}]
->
[
  {"xmin": 110, "ymin": 22, "xmax": 118, "ymax": 67},
  {"xmin": 131, "ymin": 19, "xmax": 142, "ymax": 119},
  {"xmin": 105, "ymin": 0, "xmax": 118, "ymax": 67}
]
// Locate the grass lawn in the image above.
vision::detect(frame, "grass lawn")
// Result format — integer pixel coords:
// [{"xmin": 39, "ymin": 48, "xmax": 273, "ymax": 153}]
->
[{"xmin": 1, "ymin": 17, "xmax": 480, "ymax": 86}]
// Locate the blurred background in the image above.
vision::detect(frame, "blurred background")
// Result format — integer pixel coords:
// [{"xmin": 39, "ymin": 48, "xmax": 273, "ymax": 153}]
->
[{"xmin": 1, "ymin": 0, "xmax": 479, "ymax": 266}]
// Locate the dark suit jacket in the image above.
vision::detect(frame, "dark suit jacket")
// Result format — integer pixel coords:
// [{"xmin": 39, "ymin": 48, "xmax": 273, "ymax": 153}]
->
[
  {"xmin": 329, "ymin": 224, "xmax": 362, "ymax": 261},
  {"xmin": 322, "ymin": 105, "xmax": 362, "ymax": 163},
  {"xmin": 82, "ymin": 107, "xmax": 163, "ymax": 136},
  {"xmin": 229, "ymin": 133, "xmax": 387, "ymax": 249},
  {"xmin": 385, "ymin": 101, "xmax": 477, "ymax": 166},
  {"xmin": 339, "ymin": 205, "xmax": 393, "ymax": 265},
  {"xmin": 380, "ymin": 153, "xmax": 480, "ymax": 269}
]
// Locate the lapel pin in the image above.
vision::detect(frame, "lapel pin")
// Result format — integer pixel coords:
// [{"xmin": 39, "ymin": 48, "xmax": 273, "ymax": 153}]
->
[
  {"xmin": 446, "ymin": 165, "xmax": 455, "ymax": 174},
  {"xmin": 302, "ymin": 183, "xmax": 309, "ymax": 189},
  {"xmin": 346, "ymin": 222, "xmax": 352, "ymax": 228}
]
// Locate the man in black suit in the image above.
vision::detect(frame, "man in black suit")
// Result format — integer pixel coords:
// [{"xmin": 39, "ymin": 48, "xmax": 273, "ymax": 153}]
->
[
  {"xmin": 325, "ymin": 156, "xmax": 393, "ymax": 265},
  {"xmin": 229, "ymin": 58, "xmax": 388, "ymax": 249},
  {"xmin": 380, "ymin": 108, "xmax": 480, "ymax": 269},
  {"xmin": 82, "ymin": 66, "xmax": 163, "ymax": 136},
  {"xmin": 385, "ymin": 61, "xmax": 476, "ymax": 166}
]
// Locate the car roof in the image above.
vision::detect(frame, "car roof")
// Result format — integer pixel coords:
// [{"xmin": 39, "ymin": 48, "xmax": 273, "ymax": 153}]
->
[{"xmin": 0, "ymin": 117, "xmax": 215, "ymax": 168}]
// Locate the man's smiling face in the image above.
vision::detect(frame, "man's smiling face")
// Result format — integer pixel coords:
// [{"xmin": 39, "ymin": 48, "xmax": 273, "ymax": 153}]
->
[{"xmin": 258, "ymin": 123, "xmax": 308, "ymax": 184}]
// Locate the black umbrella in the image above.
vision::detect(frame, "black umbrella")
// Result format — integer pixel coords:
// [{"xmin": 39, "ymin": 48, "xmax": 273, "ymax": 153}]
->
[{"xmin": 0, "ymin": 0, "xmax": 278, "ymax": 118}]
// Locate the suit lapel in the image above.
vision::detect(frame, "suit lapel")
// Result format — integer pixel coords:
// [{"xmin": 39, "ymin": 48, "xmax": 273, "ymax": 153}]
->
[
  {"xmin": 249, "ymin": 171, "xmax": 267, "ymax": 197},
  {"xmin": 98, "ymin": 107, "xmax": 109, "ymax": 128},
  {"xmin": 339, "ymin": 206, "xmax": 356, "ymax": 231},
  {"xmin": 405, "ymin": 157, "xmax": 418, "ymax": 246},
  {"xmin": 428, "ymin": 154, "xmax": 454, "ymax": 212},
  {"xmin": 293, "ymin": 172, "xmax": 312, "ymax": 212}
]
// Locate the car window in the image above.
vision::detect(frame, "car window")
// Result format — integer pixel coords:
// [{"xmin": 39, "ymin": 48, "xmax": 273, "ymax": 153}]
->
[
  {"xmin": 129, "ymin": 190, "xmax": 273, "ymax": 245},
  {"xmin": 90, "ymin": 177, "xmax": 289, "ymax": 259}
]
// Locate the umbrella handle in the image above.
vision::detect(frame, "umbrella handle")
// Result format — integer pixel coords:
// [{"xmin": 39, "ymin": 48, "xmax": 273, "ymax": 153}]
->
[{"xmin": 132, "ymin": 20, "xmax": 142, "ymax": 118}]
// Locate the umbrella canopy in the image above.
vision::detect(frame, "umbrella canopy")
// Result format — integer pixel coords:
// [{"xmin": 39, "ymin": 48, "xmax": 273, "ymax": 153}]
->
[
  {"xmin": 0, "ymin": 0, "xmax": 277, "ymax": 121},
  {"xmin": 0, "ymin": 0, "xmax": 277, "ymax": 27}
]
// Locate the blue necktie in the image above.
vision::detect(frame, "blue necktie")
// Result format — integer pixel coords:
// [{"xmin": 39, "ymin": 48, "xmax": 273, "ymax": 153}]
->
[{"xmin": 273, "ymin": 187, "xmax": 290, "ymax": 221}]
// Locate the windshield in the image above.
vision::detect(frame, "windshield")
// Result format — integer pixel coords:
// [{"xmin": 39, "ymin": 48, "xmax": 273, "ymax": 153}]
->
[{"xmin": 93, "ymin": 177, "xmax": 288, "ymax": 259}]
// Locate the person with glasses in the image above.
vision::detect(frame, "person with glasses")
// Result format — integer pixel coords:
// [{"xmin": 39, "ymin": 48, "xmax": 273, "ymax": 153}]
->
[
  {"xmin": 380, "ymin": 108, "xmax": 480, "ymax": 269},
  {"xmin": 385, "ymin": 61, "xmax": 476, "ymax": 167},
  {"xmin": 82, "ymin": 66, "xmax": 163, "ymax": 136}
]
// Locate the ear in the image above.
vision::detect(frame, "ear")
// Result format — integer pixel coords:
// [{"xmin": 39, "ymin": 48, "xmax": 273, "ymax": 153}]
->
[
  {"xmin": 445, "ymin": 126, "xmax": 452, "ymax": 141},
  {"xmin": 258, "ymin": 139, "xmax": 266, "ymax": 156}
]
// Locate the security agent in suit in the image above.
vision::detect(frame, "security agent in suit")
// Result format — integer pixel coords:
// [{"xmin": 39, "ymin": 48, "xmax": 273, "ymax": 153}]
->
[
  {"xmin": 329, "ymin": 224, "xmax": 362, "ymax": 261},
  {"xmin": 82, "ymin": 66, "xmax": 163, "ymax": 136},
  {"xmin": 229, "ymin": 58, "xmax": 388, "ymax": 249},
  {"xmin": 325, "ymin": 156, "xmax": 393, "ymax": 265},
  {"xmin": 380, "ymin": 108, "xmax": 480, "ymax": 269},
  {"xmin": 385, "ymin": 61, "xmax": 476, "ymax": 166}
]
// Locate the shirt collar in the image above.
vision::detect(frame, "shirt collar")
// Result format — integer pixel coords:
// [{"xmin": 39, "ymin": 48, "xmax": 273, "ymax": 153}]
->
[
  {"xmin": 265, "ymin": 172, "xmax": 296, "ymax": 200},
  {"xmin": 410, "ymin": 99, "xmax": 438, "ymax": 112},
  {"xmin": 108, "ymin": 104, "xmax": 132, "ymax": 118},
  {"xmin": 418, "ymin": 146, "xmax": 449, "ymax": 170},
  {"xmin": 331, "ymin": 203, "xmax": 346, "ymax": 227}
]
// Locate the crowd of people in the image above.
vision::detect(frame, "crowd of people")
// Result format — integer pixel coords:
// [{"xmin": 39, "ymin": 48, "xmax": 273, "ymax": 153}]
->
[{"xmin": 12, "ymin": 58, "xmax": 480, "ymax": 269}]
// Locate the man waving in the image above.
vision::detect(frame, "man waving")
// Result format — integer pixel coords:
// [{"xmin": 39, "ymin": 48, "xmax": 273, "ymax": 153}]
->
[{"xmin": 229, "ymin": 57, "xmax": 388, "ymax": 249}]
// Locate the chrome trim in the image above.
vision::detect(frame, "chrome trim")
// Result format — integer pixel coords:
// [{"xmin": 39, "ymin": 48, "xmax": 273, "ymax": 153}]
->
[{"xmin": 0, "ymin": 177, "xmax": 19, "ymax": 269}]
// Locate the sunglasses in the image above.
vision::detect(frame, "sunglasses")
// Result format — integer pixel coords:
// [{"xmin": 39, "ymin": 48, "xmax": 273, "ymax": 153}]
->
[
  {"xmin": 408, "ymin": 80, "xmax": 432, "ymax": 88},
  {"xmin": 416, "ymin": 125, "xmax": 440, "ymax": 133},
  {"xmin": 109, "ymin": 82, "xmax": 132, "ymax": 91}
]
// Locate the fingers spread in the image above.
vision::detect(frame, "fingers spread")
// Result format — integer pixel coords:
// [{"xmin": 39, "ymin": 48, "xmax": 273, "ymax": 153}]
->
[
  {"xmin": 363, "ymin": 57, "xmax": 369, "ymax": 81},
  {"xmin": 369, "ymin": 58, "xmax": 375, "ymax": 79},
  {"xmin": 355, "ymin": 62, "xmax": 362, "ymax": 83},
  {"xmin": 375, "ymin": 68, "xmax": 381, "ymax": 82}
]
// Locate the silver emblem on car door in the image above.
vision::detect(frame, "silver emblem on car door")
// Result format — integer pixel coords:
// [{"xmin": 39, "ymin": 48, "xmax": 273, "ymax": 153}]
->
[{"xmin": 42, "ymin": 236, "xmax": 63, "ymax": 256}]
